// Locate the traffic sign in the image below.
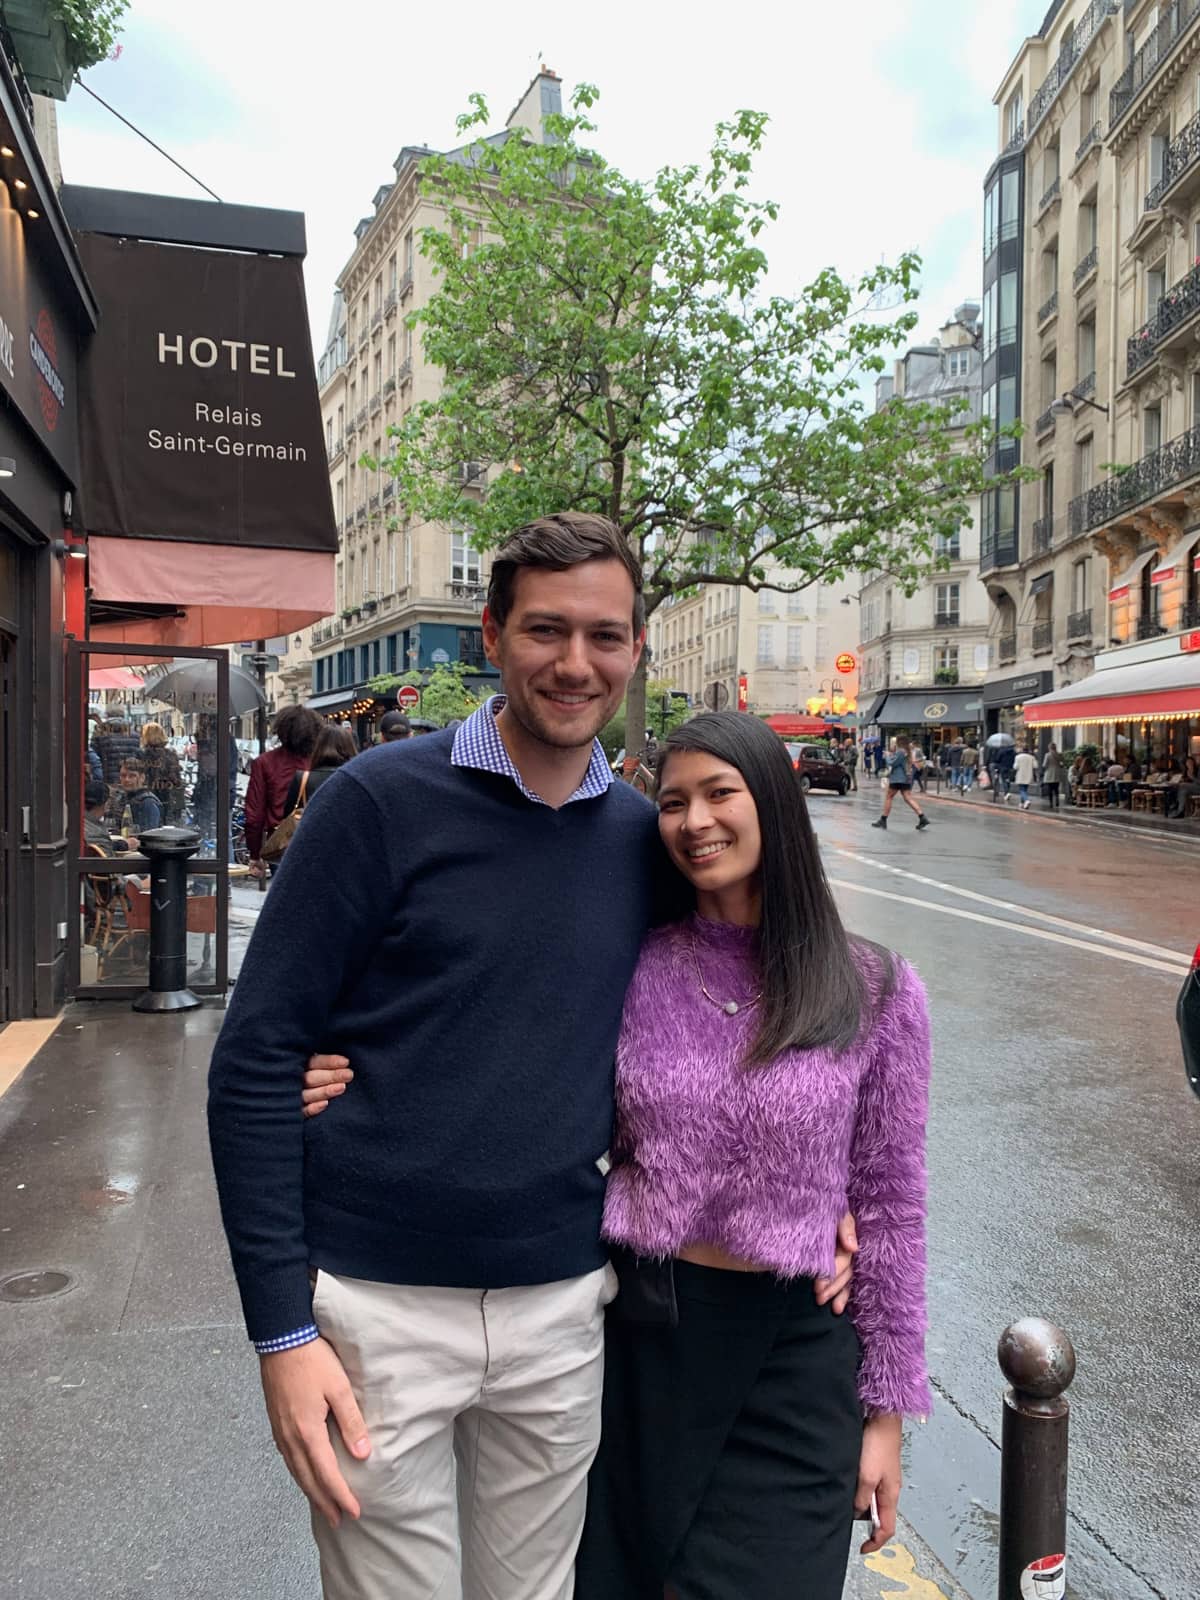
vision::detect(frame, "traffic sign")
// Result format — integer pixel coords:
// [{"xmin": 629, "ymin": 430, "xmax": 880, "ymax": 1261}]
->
[{"xmin": 397, "ymin": 685, "xmax": 421, "ymax": 709}]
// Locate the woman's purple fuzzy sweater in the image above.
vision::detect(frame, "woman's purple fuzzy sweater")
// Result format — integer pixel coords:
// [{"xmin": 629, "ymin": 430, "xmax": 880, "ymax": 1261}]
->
[{"xmin": 602, "ymin": 914, "xmax": 933, "ymax": 1420}]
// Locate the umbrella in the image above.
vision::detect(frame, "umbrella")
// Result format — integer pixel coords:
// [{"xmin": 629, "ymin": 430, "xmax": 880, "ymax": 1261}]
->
[
  {"xmin": 149, "ymin": 661, "xmax": 266, "ymax": 718},
  {"xmin": 985, "ymin": 732, "xmax": 1015, "ymax": 749}
]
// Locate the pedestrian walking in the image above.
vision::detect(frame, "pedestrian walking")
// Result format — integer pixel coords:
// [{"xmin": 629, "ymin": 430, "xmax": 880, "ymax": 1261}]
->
[
  {"xmin": 871, "ymin": 737, "xmax": 929, "ymax": 831},
  {"xmin": 209, "ymin": 514, "xmax": 860, "ymax": 1600},
  {"xmin": 948, "ymin": 739, "xmax": 963, "ymax": 794},
  {"xmin": 302, "ymin": 712, "xmax": 932, "ymax": 1600},
  {"xmin": 844, "ymin": 737, "xmax": 858, "ymax": 791},
  {"xmin": 991, "ymin": 743, "xmax": 1016, "ymax": 804},
  {"xmin": 243, "ymin": 705, "xmax": 321, "ymax": 876},
  {"xmin": 138, "ymin": 721, "xmax": 185, "ymax": 822},
  {"xmin": 1041, "ymin": 743, "xmax": 1063, "ymax": 810},
  {"xmin": 910, "ymin": 744, "xmax": 928, "ymax": 793},
  {"xmin": 281, "ymin": 723, "xmax": 357, "ymax": 811},
  {"xmin": 959, "ymin": 740, "xmax": 978, "ymax": 793},
  {"xmin": 1013, "ymin": 747, "xmax": 1038, "ymax": 809}
]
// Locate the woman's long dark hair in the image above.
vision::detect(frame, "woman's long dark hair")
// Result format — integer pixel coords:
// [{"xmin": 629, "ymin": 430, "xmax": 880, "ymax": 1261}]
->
[
  {"xmin": 310, "ymin": 724, "xmax": 358, "ymax": 768},
  {"xmin": 660, "ymin": 712, "xmax": 881, "ymax": 1062}
]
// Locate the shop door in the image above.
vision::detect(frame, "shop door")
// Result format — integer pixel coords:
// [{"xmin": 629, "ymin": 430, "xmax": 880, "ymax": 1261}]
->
[
  {"xmin": 0, "ymin": 631, "xmax": 11, "ymax": 1022},
  {"xmin": 66, "ymin": 640, "xmax": 233, "ymax": 1000}
]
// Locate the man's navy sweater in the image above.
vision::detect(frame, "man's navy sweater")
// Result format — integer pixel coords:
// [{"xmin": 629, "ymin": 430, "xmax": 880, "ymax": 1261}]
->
[{"xmin": 207, "ymin": 730, "xmax": 661, "ymax": 1343}]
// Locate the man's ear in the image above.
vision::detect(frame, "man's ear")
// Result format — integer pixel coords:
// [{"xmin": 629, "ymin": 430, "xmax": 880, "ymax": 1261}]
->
[
  {"xmin": 482, "ymin": 606, "xmax": 503, "ymax": 670},
  {"xmin": 631, "ymin": 627, "xmax": 647, "ymax": 669}
]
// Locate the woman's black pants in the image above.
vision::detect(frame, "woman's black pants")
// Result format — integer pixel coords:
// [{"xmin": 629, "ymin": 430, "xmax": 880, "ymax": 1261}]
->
[{"xmin": 575, "ymin": 1259, "xmax": 863, "ymax": 1600}]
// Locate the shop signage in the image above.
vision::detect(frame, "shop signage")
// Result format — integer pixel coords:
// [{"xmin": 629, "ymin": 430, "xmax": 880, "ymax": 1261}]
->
[
  {"xmin": 923, "ymin": 702, "xmax": 949, "ymax": 720},
  {"xmin": 1108, "ymin": 583, "xmax": 1130, "ymax": 602},
  {"xmin": 0, "ymin": 187, "xmax": 79, "ymax": 479},
  {"xmin": 737, "ymin": 675, "xmax": 749, "ymax": 712},
  {"xmin": 835, "ymin": 651, "xmax": 856, "ymax": 674},
  {"xmin": 1182, "ymin": 631, "xmax": 1200, "ymax": 653},
  {"xmin": 983, "ymin": 671, "xmax": 1053, "ymax": 708},
  {"xmin": 74, "ymin": 233, "xmax": 336, "ymax": 553}
]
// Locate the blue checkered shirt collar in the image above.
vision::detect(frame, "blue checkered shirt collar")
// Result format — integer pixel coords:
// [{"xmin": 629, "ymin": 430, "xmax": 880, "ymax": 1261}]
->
[{"xmin": 452, "ymin": 695, "xmax": 613, "ymax": 806}]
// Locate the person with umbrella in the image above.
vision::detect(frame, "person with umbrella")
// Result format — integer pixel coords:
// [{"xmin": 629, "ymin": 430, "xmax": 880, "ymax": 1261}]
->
[{"xmin": 985, "ymin": 733, "xmax": 1016, "ymax": 804}]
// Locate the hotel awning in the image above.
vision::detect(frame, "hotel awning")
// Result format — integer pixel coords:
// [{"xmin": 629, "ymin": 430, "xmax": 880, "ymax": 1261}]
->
[{"xmin": 1022, "ymin": 650, "xmax": 1200, "ymax": 726}]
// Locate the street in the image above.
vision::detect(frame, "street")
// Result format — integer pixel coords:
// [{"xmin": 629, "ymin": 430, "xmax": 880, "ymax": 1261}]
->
[{"xmin": 0, "ymin": 789, "xmax": 1195, "ymax": 1598}]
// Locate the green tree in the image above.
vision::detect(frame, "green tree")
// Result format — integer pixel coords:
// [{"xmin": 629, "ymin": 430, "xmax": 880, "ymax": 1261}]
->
[
  {"xmin": 376, "ymin": 87, "xmax": 998, "ymax": 752},
  {"xmin": 367, "ymin": 662, "xmax": 482, "ymax": 726}
]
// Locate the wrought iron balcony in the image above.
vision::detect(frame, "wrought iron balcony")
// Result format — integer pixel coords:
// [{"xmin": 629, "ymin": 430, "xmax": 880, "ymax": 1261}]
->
[
  {"xmin": 397, "ymin": 357, "xmax": 413, "ymax": 385},
  {"xmin": 1147, "ymin": 108, "xmax": 1200, "ymax": 210},
  {"xmin": 998, "ymin": 634, "xmax": 1018, "ymax": 663},
  {"xmin": 1074, "ymin": 247, "xmax": 1099, "ymax": 287},
  {"xmin": 1076, "ymin": 370, "xmax": 1097, "ymax": 398},
  {"xmin": 399, "ymin": 267, "xmax": 414, "ymax": 299},
  {"xmin": 1183, "ymin": 600, "xmax": 1200, "ymax": 628},
  {"xmin": 1136, "ymin": 613, "xmax": 1169, "ymax": 639},
  {"xmin": 1069, "ymin": 420, "xmax": 1200, "ymax": 533},
  {"xmin": 1076, "ymin": 121, "xmax": 1103, "ymax": 162},
  {"xmin": 355, "ymin": 407, "xmax": 368, "ymax": 431},
  {"xmin": 1036, "ymin": 406, "xmax": 1056, "ymax": 437},
  {"xmin": 1038, "ymin": 290, "xmax": 1059, "ymax": 324},
  {"xmin": 369, "ymin": 393, "xmax": 382, "ymax": 416},
  {"xmin": 383, "ymin": 376, "xmax": 396, "ymax": 398},
  {"xmin": 371, "ymin": 308, "xmax": 383, "ymax": 330},
  {"xmin": 382, "ymin": 480, "xmax": 395, "ymax": 501},
  {"xmin": 1038, "ymin": 175, "xmax": 1062, "ymax": 213},
  {"xmin": 1033, "ymin": 515, "xmax": 1053, "ymax": 553},
  {"xmin": 934, "ymin": 612, "xmax": 961, "ymax": 628},
  {"xmin": 1032, "ymin": 621, "xmax": 1054, "ymax": 653},
  {"xmin": 384, "ymin": 291, "xmax": 398, "ymax": 317},
  {"xmin": 1026, "ymin": 0, "xmax": 1117, "ymax": 137},
  {"xmin": 1002, "ymin": 124, "xmax": 1025, "ymax": 156},
  {"xmin": 1111, "ymin": 0, "xmax": 1200, "ymax": 127},
  {"xmin": 1067, "ymin": 609, "xmax": 1092, "ymax": 638},
  {"xmin": 1127, "ymin": 260, "xmax": 1200, "ymax": 379}
]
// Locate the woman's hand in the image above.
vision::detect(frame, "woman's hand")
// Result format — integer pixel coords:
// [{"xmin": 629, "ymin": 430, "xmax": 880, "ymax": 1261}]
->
[
  {"xmin": 855, "ymin": 1412, "xmax": 902, "ymax": 1553},
  {"xmin": 302, "ymin": 1054, "xmax": 353, "ymax": 1118},
  {"xmin": 814, "ymin": 1211, "xmax": 857, "ymax": 1315}
]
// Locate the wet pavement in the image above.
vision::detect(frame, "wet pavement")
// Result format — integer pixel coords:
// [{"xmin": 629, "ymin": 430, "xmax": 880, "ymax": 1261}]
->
[{"xmin": 0, "ymin": 794, "xmax": 1195, "ymax": 1598}]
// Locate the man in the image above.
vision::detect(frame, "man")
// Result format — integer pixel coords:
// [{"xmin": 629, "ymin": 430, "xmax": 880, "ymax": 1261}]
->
[
  {"xmin": 959, "ymin": 739, "xmax": 978, "ymax": 793},
  {"xmin": 947, "ymin": 738, "xmax": 963, "ymax": 794},
  {"xmin": 843, "ymin": 737, "xmax": 858, "ymax": 790},
  {"xmin": 377, "ymin": 710, "xmax": 412, "ymax": 742},
  {"xmin": 208, "ymin": 513, "xmax": 853, "ymax": 1599},
  {"xmin": 91, "ymin": 719, "xmax": 141, "ymax": 784},
  {"xmin": 243, "ymin": 705, "xmax": 320, "ymax": 873},
  {"xmin": 111, "ymin": 758, "xmax": 162, "ymax": 836},
  {"xmin": 84, "ymin": 779, "xmax": 141, "ymax": 855}
]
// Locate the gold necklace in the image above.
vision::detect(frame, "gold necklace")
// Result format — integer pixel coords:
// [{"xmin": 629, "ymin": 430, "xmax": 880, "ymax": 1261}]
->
[{"xmin": 690, "ymin": 934, "xmax": 762, "ymax": 1017}]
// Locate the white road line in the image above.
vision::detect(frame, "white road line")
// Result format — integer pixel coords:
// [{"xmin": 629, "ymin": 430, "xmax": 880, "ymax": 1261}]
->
[
  {"xmin": 827, "ymin": 878, "xmax": 1191, "ymax": 978},
  {"xmin": 832, "ymin": 847, "xmax": 1190, "ymax": 965}
]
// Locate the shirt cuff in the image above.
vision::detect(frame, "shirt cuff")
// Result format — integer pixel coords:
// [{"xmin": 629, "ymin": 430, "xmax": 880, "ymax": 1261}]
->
[{"xmin": 252, "ymin": 1323, "xmax": 320, "ymax": 1355}]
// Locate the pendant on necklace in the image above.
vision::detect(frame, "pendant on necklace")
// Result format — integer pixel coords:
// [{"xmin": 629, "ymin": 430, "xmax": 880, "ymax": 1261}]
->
[{"xmin": 723, "ymin": 1000, "xmax": 739, "ymax": 1016}]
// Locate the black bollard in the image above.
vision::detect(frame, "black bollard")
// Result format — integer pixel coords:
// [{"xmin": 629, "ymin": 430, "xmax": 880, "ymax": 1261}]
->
[
  {"xmin": 131, "ymin": 825, "xmax": 204, "ymax": 1013},
  {"xmin": 997, "ymin": 1317, "xmax": 1076, "ymax": 1600}
]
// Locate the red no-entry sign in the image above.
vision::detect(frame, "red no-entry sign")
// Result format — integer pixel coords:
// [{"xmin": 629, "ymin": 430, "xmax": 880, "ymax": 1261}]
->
[{"xmin": 397, "ymin": 685, "xmax": 421, "ymax": 709}]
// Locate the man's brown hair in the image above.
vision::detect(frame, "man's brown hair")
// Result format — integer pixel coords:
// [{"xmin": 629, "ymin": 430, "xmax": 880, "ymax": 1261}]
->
[
  {"xmin": 274, "ymin": 704, "xmax": 321, "ymax": 757},
  {"xmin": 486, "ymin": 512, "xmax": 644, "ymax": 633}
]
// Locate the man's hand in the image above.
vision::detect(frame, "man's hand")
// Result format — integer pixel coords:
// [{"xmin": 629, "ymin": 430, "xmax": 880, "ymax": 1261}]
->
[
  {"xmin": 814, "ymin": 1211, "xmax": 857, "ymax": 1315},
  {"xmin": 259, "ymin": 1337, "xmax": 370, "ymax": 1528},
  {"xmin": 302, "ymin": 1054, "xmax": 353, "ymax": 1118},
  {"xmin": 856, "ymin": 1412, "xmax": 902, "ymax": 1553}
]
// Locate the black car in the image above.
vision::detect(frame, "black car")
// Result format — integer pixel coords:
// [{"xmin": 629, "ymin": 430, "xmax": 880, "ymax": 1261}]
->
[
  {"xmin": 1179, "ymin": 941, "xmax": 1200, "ymax": 1098},
  {"xmin": 784, "ymin": 743, "xmax": 850, "ymax": 796}
]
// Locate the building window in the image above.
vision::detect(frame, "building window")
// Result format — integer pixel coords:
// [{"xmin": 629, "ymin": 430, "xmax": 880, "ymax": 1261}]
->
[
  {"xmin": 404, "ymin": 231, "xmax": 414, "ymax": 273},
  {"xmin": 935, "ymin": 530, "xmax": 961, "ymax": 561},
  {"xmin": 787, "ymin": 590, "xmax": 805, "ymax": 615},
  {"xmin": 1148, "ymin": 261, "xmax": 1167, "ymax": 318},
  {"xmin": 1006, "ymin": 88, "xmax": 1024, "ymax": 143},
  {"xmin": 1078, "ymin": 194, "xmax": 1097, "ymax": 254},
  {"xmin": 786, "ymin": 626, "xmax": 803, "ymax": 664},
  {"xmin": 1150, "ymin": 119, "xmax": 1171, "ymax": 189},
  {"xmin": 1140, "ymin": 557, "xmax": 1162, "ymax": 626},
  {"xmin": 451, "ymin": 530, "xmax": 481, "ymax": 584},
  {"xmin": 388, "ymin": 255, "xmax": 397, "ymax": 293},
  {"xmin": 946, "ymin": 348, "xmax": 972, "ymax": 377},
  {"xmin": 1077, "ymin": 316, "xmax": 1095, "ymax": 381},
  {"xmin": 1144, "ymin": 402, "xmax": 1163, "ymax": 454},
  {"xmin": 1041, "ymin": 350, "xmax": 1057, "ymax": 407},
  {"xmin": 934, "ymin": 644, "xmax": 959, "ymax": 677},
  {"xmin": 999, "ymin": 271, "xmax": 1018, "ymax": 346},
  {"xmin": 1042, "ymin": 245, "xmax": 1058, "ymax": 298},
  {"xmin": 758, "ymin": 590, "xmax": 774, "ymax": 613},
  {"xmin": 1072, "ymin": 556, "xmax": 1091, "ymax": 613},
  {"xmin": 1075, "ymin": 435, "xmax": 1094, "ymax": 495},
  {"xmin": 935, "ymin": 582, "xmax": 960, "ymax": 624},
  {"xmin": 756, "ymin": 624, "xmax": 774, "ymax": 665}
]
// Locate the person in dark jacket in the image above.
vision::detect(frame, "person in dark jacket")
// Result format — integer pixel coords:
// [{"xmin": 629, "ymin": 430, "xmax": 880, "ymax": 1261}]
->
[
  {"xmin": 92, "ymin": 720, "xmax": 142, "ymax": 784},
  {"xmin": 110, "ymin": 758, "xmax": 163, "ymax": 835},
  {"xmin": 282, "ymin": 724, "xmax": 358, "ymax": 813},
  {"xmin": 244, "ymin": 705, "xmax": 321, "ymax": 868}
]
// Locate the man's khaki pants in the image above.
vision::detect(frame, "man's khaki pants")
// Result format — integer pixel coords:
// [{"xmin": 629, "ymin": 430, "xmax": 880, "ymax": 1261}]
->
[{"xmin": 310, "ymin": 1264, "xmax": 617, "ymax": 1600}]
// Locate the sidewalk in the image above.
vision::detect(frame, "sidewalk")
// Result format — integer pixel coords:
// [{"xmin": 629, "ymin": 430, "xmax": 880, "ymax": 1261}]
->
[
  {"xmin": 0, "ymin": 1004, "xmax": 972, "ymax": 1599},
  {"xmin": 877, "ymin": 773, "xmax": 1200, "ymax": 845}
]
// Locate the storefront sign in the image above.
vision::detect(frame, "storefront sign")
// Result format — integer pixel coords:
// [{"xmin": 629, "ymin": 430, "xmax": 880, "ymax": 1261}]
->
[
  {"xmin": 1182, "ymin": 631, "xmax": 1200, "ymax": 653},
  {"xmin": 835, "ymin": 651, "xmax": 856, "ymax": 674},
  {"xmin": 74, "ymin": 233, "xmax": 336, "ymax": 553},
  {"xmin": 1150, "ymin": 565, "xmax": 1173, "ymax": 585},
  {"xmin": 1108, "ymin": 583, "xmax": 1130, "ymax": 603},
  {"xmin": 737, "ymin": 675, "xmax": 749, "ymax": 712},
  {"xmin": 0, "ymin": 186, "xmax": 79, "ymax": 479},
  {"xmin": 983, "ymin": 671, "xmax": 1053, "ymax": 708}
]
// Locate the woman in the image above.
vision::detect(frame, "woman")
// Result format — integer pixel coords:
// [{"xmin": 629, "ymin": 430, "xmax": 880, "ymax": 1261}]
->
[
  {"xmin": 304, "ymin": 713, "xmax": 933, "ymax": 1599},
  {"xmin": 282, "ymin": 723, "xmax": 358, "ymax": 813},
  {"xmin": 872, "ymin": 736, "xmax": 929, "ymax": 831},
  {"xmin": 1041, "ymin": 743, "xmax": 1062, "ymax": 811},
  {"xmin": 139, "ymin": 721, "xmax": 184, "ymax": 822}
]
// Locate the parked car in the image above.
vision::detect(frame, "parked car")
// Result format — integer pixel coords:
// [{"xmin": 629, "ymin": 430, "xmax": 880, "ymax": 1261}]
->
[
  {"xmin": 1179, "ymin": 940, "xmax": 1200, "ymax": 1098},
  {"xmin": 784, "ymin": 743, "xmax": 850, "ymax": 795}
]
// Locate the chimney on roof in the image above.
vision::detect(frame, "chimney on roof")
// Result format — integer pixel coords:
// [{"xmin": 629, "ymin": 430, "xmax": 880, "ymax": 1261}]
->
[{"xmin": 505, "ymin": 68, "xmax": 563, "ymax": 145}]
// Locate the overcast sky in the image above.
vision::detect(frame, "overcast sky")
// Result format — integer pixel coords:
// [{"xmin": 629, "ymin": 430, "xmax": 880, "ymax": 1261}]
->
[{"xmin": 56, "ymin": 0, "xmax": 1033, "ymax": 360}]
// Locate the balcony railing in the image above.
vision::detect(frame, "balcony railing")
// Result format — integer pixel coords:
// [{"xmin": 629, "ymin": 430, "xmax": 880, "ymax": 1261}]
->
[
  {"xmin": 357, "ymin": 330, "xmax": 369, "ymax": 352},
  {"xmin": 1038, "ymin": 175, "xmax": 1062, "ymax": 213},
  {"xmin": 1183, "ymin": 599, "xmax": 1200, "ymax": 627},
  {"xmin": 980, "ymin": 531, "xmax": 1020, "ymax": 572},
  {"xmin": 1069, "ymin": 421, "xmax": 1200, "ymax": 532},
  {"xmin": 1128, "ymin": 260, "xmax": 1200, "ymax": 380},
  {"xmin": 369, "ymin": 393, "xmax": 382, "ymax": 416},
  {"xmin": 998, "ymin": 633, "xmax": 1018, "ymax": 663},
  {"xmin": 371, "ymin": 308, "xmax": 383, "ymax": 330},
  {"xmin": 1038, "ymin": 290, "xmax": 1059, "ymax": 323},
  {"xmin": 1067, "ymin": 608, "xmax": 1092, "ymax": 638},
  {"xmin": 1032, "ymin": 620, "xmax": 1054, "ymax": 653},
  {"xmin": 1068, "ymin": 604, "xmax": 1100, "ymax": 636},
  {"xmin": 397, "ymin": 356, "xmax": 412, "ymax": 385},
  {"xmin": 933, "ymin": 612, "xmax": 961, "ymax": 628},
  {"xmin": 399, "ymin": 267, "xmax": 414, "ymax": 299},
  {"xmin": 1137, "ymin": 613, "xmax": 1169, "ymax": 639},
  {"xmin": 383, "ymin": 376, "xmax": 396, "ymax": 397},
  {"xmin": 384, "ymin": 291, "xmax": 398, "ymax": 317},
  {"xmin": 1033, "ymin": 514, "xmax": 1054, "ymax": 553},
  {"xmin": 1111, "ymin": 0, "xmax": 1200, "ymax": 127},
  {"xmin": 1074, "ymin": 246, "xmax": 1099, "ymax": 287},
  {"xmin": 446, "ymin": 581, "xmax": 486, "ymax": 605},
  {"xmin": 383, "ymin": 479, "xmax": 394, "ymax": 501},
  {"xmin": 1147, "ymin": 107, "xmax": 1200, "ymax": 210},
  {"xmin": 1076, "ymin": 369, "xmax": 1096, "ymax": 398},
  {"xmin": 1028, "ymin": 0, "xmax": 1117, "ymax": 134},
  {"xmin": 1036, "ymin": 405, "xmax": 1057, "ymax": 437},
  {"xmin": 1076, "ymin": 120, "xmax": 1103, "ymax": 162}
]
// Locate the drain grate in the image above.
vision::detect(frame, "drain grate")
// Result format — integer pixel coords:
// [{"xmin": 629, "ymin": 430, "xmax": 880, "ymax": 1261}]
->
[{"xmin": 0, "ymin": 1269, "xmax": 75, "ymax": 1302}]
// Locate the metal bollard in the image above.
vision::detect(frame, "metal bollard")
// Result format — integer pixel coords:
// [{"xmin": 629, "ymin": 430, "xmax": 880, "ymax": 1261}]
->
[
  {"xmin": 131, "ymin": 825, "xmax": 203, "ymax": 1013},
  {"xmin": 997, "ymin": 1318, "xmax": 1076, "ymax": 1600}
]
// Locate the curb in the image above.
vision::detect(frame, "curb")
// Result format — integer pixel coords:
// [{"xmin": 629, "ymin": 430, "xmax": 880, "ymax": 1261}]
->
[{"xmin": 843, "ymin": 1511, "xmax": 975, "ymax": 1599}]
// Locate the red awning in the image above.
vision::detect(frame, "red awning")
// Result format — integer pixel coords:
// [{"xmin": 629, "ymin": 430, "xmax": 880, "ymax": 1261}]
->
[
  {"xmin": 764, "ymin": 715, "xmax": 840, "ymax": 737},
  {"xmin": 88, "ymin": 667, "xmax": 145, "ymax": 690},
  {"xmin": 86, "ymin": 536, "xmax": 334, "ymax": 647},
  {"xmin": 1023, "ymin": 650, "xmax": 1200, "ymax": 725}
]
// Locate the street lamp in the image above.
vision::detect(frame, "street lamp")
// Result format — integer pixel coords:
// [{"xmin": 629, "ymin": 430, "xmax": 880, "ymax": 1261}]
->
[{"xmin": 1048, "ymin": 389, "xmax": 1110, "ymax": 418}]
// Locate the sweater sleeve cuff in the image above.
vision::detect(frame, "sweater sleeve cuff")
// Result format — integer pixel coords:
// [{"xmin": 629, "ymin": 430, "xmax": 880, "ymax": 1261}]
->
[{"xmin": 253, "ymin": 1323, "xmax": 319, "ymax": 1355}]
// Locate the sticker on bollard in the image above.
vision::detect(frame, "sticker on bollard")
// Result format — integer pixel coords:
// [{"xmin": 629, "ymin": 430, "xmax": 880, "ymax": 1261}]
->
[{"xmin": 1020, "ymin": 1552, "xmax": 1065, "ymax": 1599}]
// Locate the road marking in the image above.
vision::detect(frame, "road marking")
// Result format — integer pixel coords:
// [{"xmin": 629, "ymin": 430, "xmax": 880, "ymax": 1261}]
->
[
  {"xmin": 832, "ymin": 848, "xmax": 1190, "ymax": 965},
  {"xmin": 861, "ymin": 1542, "xmax": 953, "ymax": 1598},
  {"xmin": 828, "ymin": 879, "xmax": 1191, "ymax": 978}
]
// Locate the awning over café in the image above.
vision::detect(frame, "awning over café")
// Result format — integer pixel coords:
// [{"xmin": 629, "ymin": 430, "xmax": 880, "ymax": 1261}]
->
[
  {"xmin": 1022, "ymin": 651, "xmax": 1200, "ymax": 726},
  {"xmin": 873, "ymin": 689, "xmax": 984, "ymax": 726}
]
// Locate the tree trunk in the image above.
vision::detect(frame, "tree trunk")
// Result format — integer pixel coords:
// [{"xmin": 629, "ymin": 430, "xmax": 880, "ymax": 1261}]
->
[{"xmin": 625, "ymin": 650, "xmax": 649, "ymax": 769}]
